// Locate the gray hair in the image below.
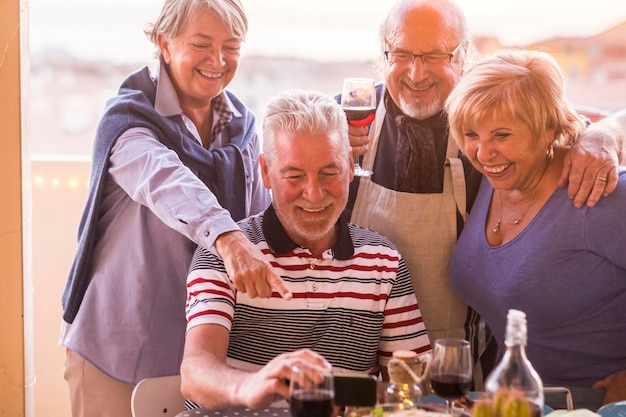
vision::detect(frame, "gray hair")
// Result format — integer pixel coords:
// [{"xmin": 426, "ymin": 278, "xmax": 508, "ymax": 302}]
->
[
  {"xmin": 144, "ymin": 0, "xmax": 248, "ymax": 59},
  {"xmin": 262, "ymin": 89, "xmax": 351, "ymax": 168},
  {"xmin": 379, "ymin": 0, "xmax": 477, "ymax": 68}
]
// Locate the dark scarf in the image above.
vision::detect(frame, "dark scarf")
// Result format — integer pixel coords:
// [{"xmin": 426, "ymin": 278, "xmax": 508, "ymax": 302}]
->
[{"xmin": 385, "ymin": 93, "xmax": 449, "ymax": 193}]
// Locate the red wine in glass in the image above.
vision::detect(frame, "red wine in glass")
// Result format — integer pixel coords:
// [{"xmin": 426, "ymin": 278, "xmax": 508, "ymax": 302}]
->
[
  {"xmin": 344, "ymin": 106, "xmax": 376, "ymax": 127},
  {"xmin": 340, "ymin": 77, "xmax": 376, "ymax": 176},
  {"xmin": 430, "ymin": 338, "xmax": 473, "ymax": 414},
  {"xmin": 289, "ymin": 367, "xmax": 334, "ymax": 417},
  {"xmin": 429, "ymin": 373, "xmax": 472, "ymax": 400},
  {"xmin": 290, "ymin": 388, "xmax": 334, "ymax": 417}
]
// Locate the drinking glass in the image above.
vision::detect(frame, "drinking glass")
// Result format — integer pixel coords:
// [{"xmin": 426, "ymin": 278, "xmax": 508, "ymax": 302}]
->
[
  {"xmin": 289, "ymin": 366, "xmax": 335, "ymax": 417},
  {"xmin": 429, "ymin": 338, "xmax": 473, "ymax": 415},
  {"xmin": 340, "ymin": 77, "xmax": 376, "ymax": 177}
]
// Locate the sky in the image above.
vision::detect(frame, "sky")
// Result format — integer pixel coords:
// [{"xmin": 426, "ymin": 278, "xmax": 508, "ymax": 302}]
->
[{"xmin": 29, "ymin": 0, "xmax": 626, "ymax": 63}]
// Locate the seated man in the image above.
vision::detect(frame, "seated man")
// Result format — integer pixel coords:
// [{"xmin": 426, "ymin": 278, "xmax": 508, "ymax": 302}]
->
[{"xmin": 180, "ymin": 89, "xmax": 431, "ymax": 410}]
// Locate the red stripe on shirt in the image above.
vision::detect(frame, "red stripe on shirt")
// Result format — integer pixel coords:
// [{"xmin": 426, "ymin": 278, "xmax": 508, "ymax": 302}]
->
[{"xmin": 187, "ymin": 309, "xmax": 234, "ymax": 325}]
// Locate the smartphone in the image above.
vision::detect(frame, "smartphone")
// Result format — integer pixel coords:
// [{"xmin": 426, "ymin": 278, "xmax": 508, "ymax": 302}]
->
[{"xmin": 333, "ymin": 374, "xmax": 378, "ymax": 407}]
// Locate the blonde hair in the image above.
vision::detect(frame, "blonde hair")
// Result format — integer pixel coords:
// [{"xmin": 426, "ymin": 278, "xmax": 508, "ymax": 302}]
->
[
  {"xmin": 144, "ymin": 0, "xmax": 248, "ymax": 59},
  {"xmin": 446, "ymin": 49, "xmax": 585, "ymax": 150}
]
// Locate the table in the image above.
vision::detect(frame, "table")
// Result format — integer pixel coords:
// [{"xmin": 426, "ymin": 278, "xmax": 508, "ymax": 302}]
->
[{"xmin": 175, "ymin": 407, "xmax": 291, "ymax": 417}]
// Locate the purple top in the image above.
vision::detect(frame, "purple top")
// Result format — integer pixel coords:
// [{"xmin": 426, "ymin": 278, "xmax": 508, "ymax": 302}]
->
[{"xmin": 451, "ymin": 171, "xmax": 626, "ymax": 387}]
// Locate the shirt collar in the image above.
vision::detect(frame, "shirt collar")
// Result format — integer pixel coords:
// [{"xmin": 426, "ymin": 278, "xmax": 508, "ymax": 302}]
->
[
  {"xmin": 153, "ymin": 59, "xmax": 242, "ymax": 119},
  {"xmin": 262, "ymin": 204, "xmax": 354, "ymax": 260}
]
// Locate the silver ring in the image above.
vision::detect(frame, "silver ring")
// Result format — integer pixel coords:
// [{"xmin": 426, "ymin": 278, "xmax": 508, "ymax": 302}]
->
[{"xmin": 595, "ymin": 176, "xmax": 608, "ymax": 182}]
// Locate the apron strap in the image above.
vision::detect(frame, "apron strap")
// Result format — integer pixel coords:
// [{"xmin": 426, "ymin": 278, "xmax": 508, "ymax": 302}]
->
[
  {"xmin": 447, "ymin": 157, "xmax": 467, "ymax": 222},
  {"xmin": 444, "ymin": 133, "xmax": 467, "ymax": 223},
  {"xmin": 362, "ymin": 96, "xmax": 387, "ymax": 171}
]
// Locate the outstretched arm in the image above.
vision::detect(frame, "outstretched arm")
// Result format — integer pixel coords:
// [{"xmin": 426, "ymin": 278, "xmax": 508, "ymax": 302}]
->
[
  {"xmin": 181, "ymin": 325, "xmax": 330, "ymax": 410},
  {"xmin": 215, "ymin": 230, "xmax": 292, "ymax": 299},
  {"xmin": 558, "ymin": 123, "xmax": 624, "ymax": 208}
]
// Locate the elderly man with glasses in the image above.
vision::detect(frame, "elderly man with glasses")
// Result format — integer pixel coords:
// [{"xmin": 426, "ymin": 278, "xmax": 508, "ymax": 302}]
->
[{"xmin": 341, "ymin": 0, "xmax": 624, "ymax": 388}]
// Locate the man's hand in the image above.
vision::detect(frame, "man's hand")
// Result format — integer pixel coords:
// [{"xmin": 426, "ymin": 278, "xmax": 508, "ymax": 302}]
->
[
  {"xmin": 558, "ymin": 124, "xmax": 622, "ymax": 208},
  {"xmin": 235, "ymin": 349, "xmax": 331, "ymax": 409},
  {"xmin": 349, "ymin": 124, "xmax": 370, "ymax": 157},
  {"xmin": 215, "ymin": 230, "xmax": 292, "ymax": 299},
  {"xmin": 181, "ymin": 330, "xmax": 328, "ymax": 409}
]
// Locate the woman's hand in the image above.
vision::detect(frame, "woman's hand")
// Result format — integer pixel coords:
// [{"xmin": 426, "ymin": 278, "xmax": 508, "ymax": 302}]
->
[{"xmin": 216, "ymin": 230, "xmax": 292, "ymax": 299}]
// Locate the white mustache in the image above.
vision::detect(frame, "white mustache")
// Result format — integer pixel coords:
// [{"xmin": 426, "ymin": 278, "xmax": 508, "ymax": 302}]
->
[
  {"xmin": 295, "ymin": 200, "xmax": 333, "ymax": 212},
  {"xmin": 402, "ymin": 77, "xmax": 438, "ymax": 90}
]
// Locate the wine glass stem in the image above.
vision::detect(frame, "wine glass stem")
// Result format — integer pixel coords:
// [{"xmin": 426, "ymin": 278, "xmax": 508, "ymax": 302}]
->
[
  {"xmin": 354, "ymin": 156, "xmax": 372, "ymax": 176},
  {"xmin": 446, "ymin": 399, "xmax": 453, "ymax": 415}
]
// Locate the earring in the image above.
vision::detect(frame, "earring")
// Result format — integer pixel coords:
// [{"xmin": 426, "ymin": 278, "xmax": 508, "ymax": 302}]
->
[{"xmin": 546, "ymin": 143, "xmax": 554, "ymax": 161}]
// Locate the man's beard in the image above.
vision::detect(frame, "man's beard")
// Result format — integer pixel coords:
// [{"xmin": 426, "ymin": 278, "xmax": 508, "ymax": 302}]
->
[{"xmin": 399, "ymin": 93, "xmax": 445, "ymax": 120}]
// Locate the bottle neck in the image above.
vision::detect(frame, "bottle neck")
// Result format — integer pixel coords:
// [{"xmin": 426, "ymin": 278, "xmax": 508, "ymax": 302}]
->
[
  {"xmin": 484, "ymin": 310, "xmax": 544, "ymax": 411},
  {"xmin": 504, "ymin": 318, "xmax": 527, "ymax": 347},
  {"xmin": 502, "ymin": 341, "xmax": 529, "ymax": 363},
  {"xmin": 503, "ymin": 318, "xmax": 529, "ymax": 361}
]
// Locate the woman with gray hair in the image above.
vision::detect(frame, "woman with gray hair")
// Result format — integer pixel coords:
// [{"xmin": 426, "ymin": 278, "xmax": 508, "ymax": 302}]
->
[{"xmin": 60, "ymin": 1, "xmax": 289, "ymax": 415}]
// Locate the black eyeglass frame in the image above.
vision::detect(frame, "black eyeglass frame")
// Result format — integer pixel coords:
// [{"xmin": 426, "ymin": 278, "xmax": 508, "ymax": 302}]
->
[{"xmin": 383, "ymin": 42, "xmax": 464, "ymax": 65}]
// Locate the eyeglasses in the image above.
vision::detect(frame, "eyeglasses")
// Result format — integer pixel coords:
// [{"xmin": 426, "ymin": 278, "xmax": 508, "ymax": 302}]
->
[{"xmin": 384, "ymin": 43, "xmax": 463, "ymax": 66}]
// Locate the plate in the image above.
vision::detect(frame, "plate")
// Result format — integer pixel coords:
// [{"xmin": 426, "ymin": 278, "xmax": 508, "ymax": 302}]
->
[
  {"xmin": 422, "ymin": 391, "xmax": 554, "ymax": 415},
  {"xmin": 597, "ymin": 401, "xmax": 626, "ymax": 417}
]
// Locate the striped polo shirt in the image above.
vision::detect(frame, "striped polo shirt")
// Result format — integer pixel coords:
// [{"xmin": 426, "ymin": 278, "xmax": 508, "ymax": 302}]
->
[{"xmin": 186, "ymin": 205, "xmax": 431, "ymax": 375}]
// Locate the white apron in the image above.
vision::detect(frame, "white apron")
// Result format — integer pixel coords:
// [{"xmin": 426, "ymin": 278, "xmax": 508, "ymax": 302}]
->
[{"xmin": 351, "ymin": 101, "xmax": 471, "ymax": 345}]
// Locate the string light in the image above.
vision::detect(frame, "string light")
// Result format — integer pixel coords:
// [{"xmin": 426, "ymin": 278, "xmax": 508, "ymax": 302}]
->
[{"xmin": 31, "ymin": 174, "xmax": 90, "ymax": 189}]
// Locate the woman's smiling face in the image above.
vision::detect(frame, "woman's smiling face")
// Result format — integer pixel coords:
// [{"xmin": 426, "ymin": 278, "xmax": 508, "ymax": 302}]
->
[
  {"xmin": 463, "ymin": 113, "xmax": 554, "ymax": 192},
  {"xmin": 158, "ymin": 10, "xmax": 242, "ymax": 108}
]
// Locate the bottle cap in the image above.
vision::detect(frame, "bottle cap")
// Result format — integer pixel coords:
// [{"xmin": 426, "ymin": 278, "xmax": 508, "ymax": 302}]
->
[
  {"xmin": 505, "ymin": 309, "xmax": 527, "ymax": 346},
  {"xmin": 507, "ymin": 309, "xmax": 526, "ymax": 323},
  {"xmin": 389, "ymin": 350, "xmax": 425, "ymax": 385},
  {"xmin": 392, "ymin": 350, "xmax": 418, "ymax": 361}
]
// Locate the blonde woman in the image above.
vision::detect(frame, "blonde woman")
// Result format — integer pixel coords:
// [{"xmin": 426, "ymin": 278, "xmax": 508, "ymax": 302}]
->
[{"xmin": 447, "ymin": 49, "xmax": 626, "ymax": 410}]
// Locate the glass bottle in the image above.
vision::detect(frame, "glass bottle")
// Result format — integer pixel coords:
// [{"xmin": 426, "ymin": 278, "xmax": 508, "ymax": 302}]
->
[
  {"xmin": 385, "ymin": 350, "xmax": 425, "ymax": 409},
  {"xmin": 484, "ymin": 309, "xmax": 544, "ymax": 417}
]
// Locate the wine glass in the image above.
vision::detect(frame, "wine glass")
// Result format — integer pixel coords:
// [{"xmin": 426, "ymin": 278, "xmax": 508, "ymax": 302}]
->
[
  {"xmin": 429, "ymin": 338, "xmax": 473, "ymax": 415},
  {"xmin": 289, "ymin": 366, "xmax": 335, "ymax": 417},
  {"xmin": 340, "ymin": 77, "xmax": 376, "ymax": 177}
]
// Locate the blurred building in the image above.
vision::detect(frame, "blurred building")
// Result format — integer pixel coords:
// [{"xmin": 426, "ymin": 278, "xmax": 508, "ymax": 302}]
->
[
  {"xmin": 536, "ymin": 21, "xmax": 626, "ymax": 113},
  {"xmin": 524, "ymin": 21, "xmax": 626, "ymax": 83},
  {"xmin": 31, "ymin": 21, "xmax": 626, "ymax": 159}
]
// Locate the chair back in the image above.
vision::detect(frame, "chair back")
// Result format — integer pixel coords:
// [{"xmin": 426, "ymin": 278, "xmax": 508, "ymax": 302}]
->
[{"xmin": 131, "ymin": 374, "xmax": 186, "ymax": 417}]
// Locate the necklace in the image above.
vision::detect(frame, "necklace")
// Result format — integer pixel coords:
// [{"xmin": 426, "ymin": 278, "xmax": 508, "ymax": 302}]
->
[{"xmin": 491, "ymin": 187, "xmax": 539, "ymax": 233}]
